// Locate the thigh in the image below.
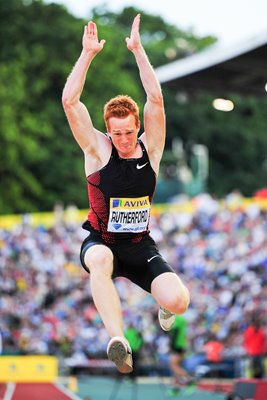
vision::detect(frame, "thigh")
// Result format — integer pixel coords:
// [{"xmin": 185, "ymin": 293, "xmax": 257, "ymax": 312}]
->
[
  {"xmin": 171, "ymin": 349, "xmax": 186, "ymax": 361},
  {"xmin": 116, "ymin": 235, "xmax": 175, "ymax": 293},
  {"xmin": 80, "ymin": 232, "xmax": 119, "ymax": 276}
]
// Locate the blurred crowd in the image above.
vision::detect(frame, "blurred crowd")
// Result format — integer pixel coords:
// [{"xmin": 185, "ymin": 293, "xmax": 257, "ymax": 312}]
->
[{"xmin": 0, "ymin": 193, "xmax": 267, "ymax": 375}]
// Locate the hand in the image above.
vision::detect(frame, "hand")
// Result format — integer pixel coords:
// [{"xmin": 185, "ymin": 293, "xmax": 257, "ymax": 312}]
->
[
  {"xmin": 82, "ymin": 21, "xmax": 106, "ymax": 54},
  {"xmin": 125, "ymin": 14, "xmax": 142, "ymax": 52}
]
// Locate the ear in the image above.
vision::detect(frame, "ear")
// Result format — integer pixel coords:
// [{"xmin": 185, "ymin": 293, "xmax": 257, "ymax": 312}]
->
[{"xmin": 105, "ymin": 120, "xmax": 110, "ymax": 133}]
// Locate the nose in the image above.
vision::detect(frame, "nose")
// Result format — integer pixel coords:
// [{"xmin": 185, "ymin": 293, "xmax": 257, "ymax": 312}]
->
[{"xmin": 120, "ymin": 134, "xmax": 129, "ymax": 144}]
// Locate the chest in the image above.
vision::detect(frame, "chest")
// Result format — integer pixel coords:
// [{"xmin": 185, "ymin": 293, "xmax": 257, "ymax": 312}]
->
[
  {"xmin": 107, "ymin": 157, "xmax": 155, "ymax": 195},
  {"xmin": 87, "ymin": 156, "xmax": 155, "ymax": 198}
]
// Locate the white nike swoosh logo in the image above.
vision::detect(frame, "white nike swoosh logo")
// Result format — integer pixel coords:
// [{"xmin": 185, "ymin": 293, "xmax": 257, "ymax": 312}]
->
[
  {"xmin": 136, "ymin": 162, "xmax": 148, "ymax": 170},
  {"xmin": 147, "ymin": 255, "xmax": 160, "ymax": 263}
]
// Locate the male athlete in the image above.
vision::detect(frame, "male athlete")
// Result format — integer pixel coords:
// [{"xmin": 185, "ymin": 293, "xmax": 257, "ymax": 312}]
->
[{"xmin": 62, "ymin": 14, "xmax": 190, "ymax": 374}]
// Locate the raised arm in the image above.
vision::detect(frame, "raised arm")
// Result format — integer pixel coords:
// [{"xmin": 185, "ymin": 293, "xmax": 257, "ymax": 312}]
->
[
  {"xmin": 126, "ymin": 14, "xmax": 165, "ymax": 172},
  {"xmin": 62, "ymin": 22, "xmax": 106, "ymax": 153}
]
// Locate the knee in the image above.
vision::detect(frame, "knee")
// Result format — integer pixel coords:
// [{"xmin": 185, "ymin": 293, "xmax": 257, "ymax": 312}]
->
[
  {"xmin": 173, "ymin": 285, "xmax": 190, "ymax": 314},
  {"xmin": 164, "ymin": 286, "xmax": 190, "ymax": 314},
  {"xmin": 84, "ymin": 245, "xmax": 114, "ymax": 277},
  {"xmin": 152, "ymin": 273, "xmax": 190, "ymax": 314}
]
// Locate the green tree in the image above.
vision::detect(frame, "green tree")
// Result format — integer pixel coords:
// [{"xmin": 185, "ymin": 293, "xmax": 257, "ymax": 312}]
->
[
  {"xmin": 0, "ymin": 0, "xmax": 213, "ymax": 213},
  {"xmin": 163, "ymin": 91, "xmax": 267, "ymax": 196},
  {"xmin": 2, "ymin": 0, "xmax": 265, "ymax": 213}
]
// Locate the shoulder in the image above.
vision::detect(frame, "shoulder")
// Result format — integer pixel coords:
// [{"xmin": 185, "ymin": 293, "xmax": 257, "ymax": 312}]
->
[
  {"xmin": 84, "ymin": 131, "xmax": 111, "ymax": 156},
  {"xmin": 84, "ymin": 132, "xmax": 112, "ymax": 176},
  {"xmin": 139, "ymin": 132, "xmax": 162, "ymax": 176}
]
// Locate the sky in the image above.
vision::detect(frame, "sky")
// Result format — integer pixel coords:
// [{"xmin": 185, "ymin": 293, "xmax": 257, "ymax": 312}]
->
[{"xmin": 44, "ymin": 0, "xmax": 267, "ymax": 45}]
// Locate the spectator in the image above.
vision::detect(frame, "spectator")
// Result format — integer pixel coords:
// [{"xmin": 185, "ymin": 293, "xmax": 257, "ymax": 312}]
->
[
  {"xmin": 167, "ymin": 314, "xmax": 192, "ymax": 396},
  {"xmin": 124, "ymin": 323, "xmax": 144, "ymax": 379},
  {"xmin": 0, "ymin": 328, "xmax": 2, "ymax": 354},
  {"xmin": 204, "ymin": 333, "xmax": 224, "ymax": 364},
  {"xmin": 0, "ymin": 195, "xmax": 267, "ymax": 378},
  {"xmin": 203, "ymin": 333, "xmax": 225, "ymax": 379},
  {"xmin": 243, "ymin": 313, "xmax": 266, "ymax": 378}
]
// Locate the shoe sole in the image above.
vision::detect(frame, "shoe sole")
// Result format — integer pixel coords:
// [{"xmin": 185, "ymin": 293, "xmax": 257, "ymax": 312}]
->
[{"xmin": 107, "ymin": 339, "xmax": 133, "ymax": 374}]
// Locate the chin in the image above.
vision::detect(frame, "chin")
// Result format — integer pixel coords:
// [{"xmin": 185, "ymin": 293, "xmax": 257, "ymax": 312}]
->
[{"xmin": 120, "ymin": 147, "xmax": 132, "ymax": 155}]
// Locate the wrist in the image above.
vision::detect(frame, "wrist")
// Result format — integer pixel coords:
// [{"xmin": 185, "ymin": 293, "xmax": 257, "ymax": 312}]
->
[
  {"xmin": 132, "ymin": 46, "xmax": 147, "ymax": 60},
  {"xmin": 131, "ymin": 44, "xmax": 144, "ymax": 55},
  {"xmin": 81, "ymin": 48, "xmax": 97, "ymax": 59}
]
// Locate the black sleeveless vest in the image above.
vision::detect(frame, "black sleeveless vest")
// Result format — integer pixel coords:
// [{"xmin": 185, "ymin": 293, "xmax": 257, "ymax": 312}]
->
[{"xmin": 85, "ymin": 139, "xmax": 156, "ymax": 244}]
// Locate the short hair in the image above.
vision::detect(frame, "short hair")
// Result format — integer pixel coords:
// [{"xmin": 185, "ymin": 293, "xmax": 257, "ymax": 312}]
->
[{"xmin": 104, "ymin": 95, "xmax": 140, "ymax": 130}]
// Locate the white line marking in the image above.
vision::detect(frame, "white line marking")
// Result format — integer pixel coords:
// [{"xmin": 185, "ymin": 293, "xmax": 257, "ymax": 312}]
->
[
  {"xmin": 54, "ymin": 383, "xmax": 83, "ymax": 400},
  {"xmin": 3, "ymin": 383, "xmax": 16, "ymax": 400}
]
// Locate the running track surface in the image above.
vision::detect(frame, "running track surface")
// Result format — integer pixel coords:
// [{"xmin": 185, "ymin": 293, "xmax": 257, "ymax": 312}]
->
[
  {"xmin": 0, "ymin": 383, "xmax": 82, "ymax": 400},
  {"xmin": 0, "ymin": 377, "xmax": 232, "ymax": 400}
]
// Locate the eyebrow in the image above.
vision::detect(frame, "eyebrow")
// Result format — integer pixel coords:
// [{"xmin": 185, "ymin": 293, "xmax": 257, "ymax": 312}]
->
[{"xmin": 112, "ymin": 129, "xmax": 134, "ymax": 133}]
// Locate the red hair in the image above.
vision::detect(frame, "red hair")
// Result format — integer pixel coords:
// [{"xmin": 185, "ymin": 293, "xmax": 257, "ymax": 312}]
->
[{"xmin": 104, "ymin": 95, "xmax": 139, "ymax": 130}]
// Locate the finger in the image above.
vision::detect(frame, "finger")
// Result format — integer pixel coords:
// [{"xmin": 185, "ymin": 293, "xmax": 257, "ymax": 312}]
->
[
  {"xmin": 100, "ymin": 39, "xmax": 106, "ymax": 47},
  {"xmin": 93, "ymin": 22, "xmax": 98, "ymax": 37},
  {"xmin": 88, "ymin": 21, "xmax": 96, "ymax": 35},
  {"xmin": 134, "ymin": 13, "xmax": 140, "ymax": 28},
  {"xmin": 131, "ymin": 15, "xmax": 140, "ymax": 34}
]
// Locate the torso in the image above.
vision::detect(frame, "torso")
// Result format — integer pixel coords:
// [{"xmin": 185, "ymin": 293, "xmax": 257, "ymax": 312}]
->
[{"xmin": 85, "ymin": 139, "xmax": 157, "ymax": 243}]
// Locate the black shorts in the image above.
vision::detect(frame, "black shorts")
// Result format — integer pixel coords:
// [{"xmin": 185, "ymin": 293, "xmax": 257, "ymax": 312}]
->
[
  {"xmin": 80, "ymin": 229, "xmax": 175, "ymax": 293},
  {"xmin": 170, "ymin": 347, "xmax": 186, "ymax": 355}
]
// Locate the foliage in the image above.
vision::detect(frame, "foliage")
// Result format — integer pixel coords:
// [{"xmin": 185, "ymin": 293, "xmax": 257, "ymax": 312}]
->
[{"xmin": 164, "ymin": 91, "xmax": 267, "ymax": 196}]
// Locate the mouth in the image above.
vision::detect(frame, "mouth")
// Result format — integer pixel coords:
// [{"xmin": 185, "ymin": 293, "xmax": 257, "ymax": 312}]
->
[{"xmin": 120, "ymin": 144, "xmax": 131, "ymax": 150}]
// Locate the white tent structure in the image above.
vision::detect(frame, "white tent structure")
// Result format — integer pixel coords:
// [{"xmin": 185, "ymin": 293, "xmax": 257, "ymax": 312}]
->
[{"xmin": 155, "ymin": 32, "xmax": 267, "ymax": 96}]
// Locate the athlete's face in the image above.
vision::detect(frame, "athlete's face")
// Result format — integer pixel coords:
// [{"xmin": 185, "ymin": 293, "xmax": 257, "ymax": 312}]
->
[{"xmin": 108, "ymin": 114, "xmax": 140, "ymax": 158}]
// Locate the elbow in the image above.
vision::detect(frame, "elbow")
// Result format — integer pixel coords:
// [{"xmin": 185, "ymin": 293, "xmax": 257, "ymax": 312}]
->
[
  {"xmin": 62, "ymin": 92, "xmax": 72, "ymax": 108},
  {"xmin": 61, "ymin": 93, "xmax": 77, "ymax": 112},
  {"xmin": 148, "ymin": 92, "xmax": 164, "ymax": 105},
  {"xmin": 61, "ymin": 85, "xmax": 77, "ymax": 106}
]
